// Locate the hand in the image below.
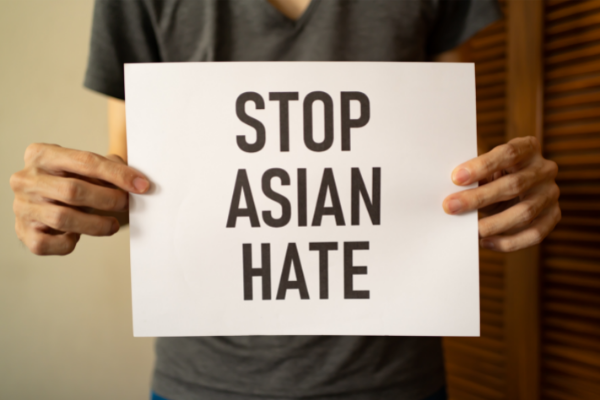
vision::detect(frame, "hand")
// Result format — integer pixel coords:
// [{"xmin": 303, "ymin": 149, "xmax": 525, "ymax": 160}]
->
[
  {"xmin": 10, "ymin": 143, "xmax": 150, "ymax": 255},
  {"xmin": 443, "ymin": 136, "xmax": 561, "ymax": 252}
]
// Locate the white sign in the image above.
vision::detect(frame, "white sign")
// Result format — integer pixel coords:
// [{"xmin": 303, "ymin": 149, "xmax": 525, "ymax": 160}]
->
[{"xmin": 125, "ymin": 62, "xmax": 479, "ymax": 337}]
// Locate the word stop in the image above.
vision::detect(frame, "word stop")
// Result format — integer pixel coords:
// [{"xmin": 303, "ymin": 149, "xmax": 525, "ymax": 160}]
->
[{"xmin": 236, "ymin": 91, "xmax": 370, "ymax": 152}]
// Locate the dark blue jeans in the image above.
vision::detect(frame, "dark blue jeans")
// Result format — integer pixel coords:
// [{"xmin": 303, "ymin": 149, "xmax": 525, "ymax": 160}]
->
[{"xmin": 151, "ymin": 387, "xmax": 448, "ymax": 400}]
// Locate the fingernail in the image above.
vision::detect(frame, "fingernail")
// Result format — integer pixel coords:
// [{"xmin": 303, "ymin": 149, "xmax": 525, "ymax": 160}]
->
[
  {"xmin": 453, "ymin": 168, "xmax": 471, "ymax": 185},
  {"xmin": 446, "ymin": 199, "xmax": 463, "ymax": 214},
  {"xmin": 111, "ymin": 220, "xmax": 120, "ymax": 234},
  {"xmin": 481, "ymin": 240, "xmax": 494, "ymax": 249},
  {"xmin": 133, "ymin": 177, "xmax": 149, "ymax": 193}
]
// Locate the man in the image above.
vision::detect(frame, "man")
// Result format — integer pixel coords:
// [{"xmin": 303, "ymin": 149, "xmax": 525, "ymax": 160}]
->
[{"xmin": 10, "ymin": 1, "xmax": 561, "ymax": 399}]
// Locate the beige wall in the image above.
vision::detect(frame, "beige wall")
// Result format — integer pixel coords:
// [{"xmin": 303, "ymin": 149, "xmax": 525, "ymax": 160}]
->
[{"xmin": 0, "ymin": 1, "xmax": 154, "ymax": 398}]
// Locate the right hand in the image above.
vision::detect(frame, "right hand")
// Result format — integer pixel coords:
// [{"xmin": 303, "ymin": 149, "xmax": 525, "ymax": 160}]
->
[{"xmin": 10, "ymin": 143, "xmax": 150, "ymax": 255}]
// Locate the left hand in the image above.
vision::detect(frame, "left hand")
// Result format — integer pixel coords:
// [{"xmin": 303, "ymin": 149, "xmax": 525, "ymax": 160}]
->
[{"xmin": 443, "ymin": 136, "xmax": 561, "ymax": 252}]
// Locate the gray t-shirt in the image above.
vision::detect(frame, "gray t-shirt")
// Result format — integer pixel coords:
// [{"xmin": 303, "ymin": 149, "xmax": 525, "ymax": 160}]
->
[{"xmin": 85, "ymin": 1, "xmax": 500, "ymax": 399}]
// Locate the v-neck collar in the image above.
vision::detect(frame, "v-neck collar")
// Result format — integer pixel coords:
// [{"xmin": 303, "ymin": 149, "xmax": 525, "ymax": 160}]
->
[{"xmin": 260, "ymin": 0, "xmax": 321, "ymax": 29}]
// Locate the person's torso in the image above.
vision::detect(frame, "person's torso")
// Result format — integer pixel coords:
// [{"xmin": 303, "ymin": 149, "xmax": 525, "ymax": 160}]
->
[
  {"xmin": 148, "ymin": 1, "xmax": 444, "ymax": 399},
  {"xmin": 146, "ymin": 0, "xmax": 436, "ymax": 63}
]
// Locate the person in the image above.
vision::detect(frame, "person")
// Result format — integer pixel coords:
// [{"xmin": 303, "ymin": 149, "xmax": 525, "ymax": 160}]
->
[{"xmin": 9, "ymin": 1, "xmax": 561, "ymax": 399}]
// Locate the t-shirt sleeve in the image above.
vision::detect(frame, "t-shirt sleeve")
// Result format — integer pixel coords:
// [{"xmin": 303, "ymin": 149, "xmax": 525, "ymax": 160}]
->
[
  {"xmin": 427, "ymin": 0, "xmax": 503, "ymax": 58},
  {"xmin": 84, "ymin": 0, "xmax": 160, "ymax": 100}
]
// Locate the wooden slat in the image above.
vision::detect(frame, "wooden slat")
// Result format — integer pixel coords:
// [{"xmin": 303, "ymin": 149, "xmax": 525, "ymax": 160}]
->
[
  {"xmin": 546, "ymin": 58, "xmax": 600, "ymax": 80},
  {"xmin": 545, "ymin": 121, "xmax": 600, "ymax": 137},
  {"xmin": 481, "ymin": 274, "xmax": 504, "ymax": 288},
  {"xmin": 480, "ymin": 249, "xmax": 506, "ymax": 263},
  {"xmin": 544, "ymin": 316, "xmax": 600, "ymax": 337},
  {"xmin": 544, "ymin": 243, "xmax": 600, "ymax": 260},
  {"xmin": 476, "ymin": 58, "xmax": 506, "ymax": 75},
  {"xmin": 545, "ymin": 137, "xmax": 600, "ymax": 152},
  {"xmin": 547, "ymin": 0, "xmax": 574, "ymax": 8},
  {"xmin": 479, "ymin": 110, "xmax": 506, "ymax": 125},
  {"xmin": 482, "ymin": 310, "xmax": 504, "ymax": 327},
  {"xmin": 545, "ymin": 107, "xmax": 600, "ymax": 124},
  {"xmin": 545, "ymin": 287, "xmax": 600, "ymax": 306},
  {"xmin": 544, "ymin": 301, "xmax": 600, "ymax": 320},
  {"xmin": 445, "ymin": 342, "xmax": 507, "ymax": 375},
  {"xmin": 477, "ymin": 71, "xmax": 507, "ymax": 87},
  {"xmin": 555, "ymin": 215, "xmax": 600, "ymax": 225},
  {"xmin": 545, "ymin": 91, "xmax": 600, "ymax": 109},
  {"xmin": 479, "ymin": 122, "xmax": 506, "ymax": 137},
  {"xmin": 482, "ymin": 298, "xmax": 504, "ymax": 314},
  {"xmin": 482, "ymin": 323, "xmax": 504, "ymax": 341},
  {"xmin": 445, "ymin": 340, "xmax": 505, "ymax": 366},
  {"xmin": 546, "ymin": 42, "xmax": 600, "ymax": 65},
  {"xmin": 545, "ymin": 272, "xmax": 600, "ymax": 290},
  {"xmin": 543, "ymin": 357, "xmax": 600, "ymax": 382},
  {"xmin": 542, "ymin": 387, "xmax": 582, "ymax": 400},
  {"xmin": 556, "ymin": 168, "xmax": 600, "ymax": 180},
  {"xmin": 545, "ymin": 75, "xmax": 600, "ymax": 94},
  {"xmin": 544, "ymin": 373, "xmax": 600, "ymax": 398},
  {"xmin": 472, "ymin": 45, "xmax": 507, "ymax": 63},
  {"xmin": 452, "ymin": 336, "xmax": 505, "ymax": 354},
  {"xmin": 544, "ymin": 330, "xmax": 600, "ymax": 353},
  {"xmin": 481, "ymin": 286, "xmax": 504, "ymax": 301},
  {"xmin": 545, "ymin": 257, "xmax": 600, "ymax": 273},
  {"xmin": 446, "ymin": 374, "xmax": 506, "ymax": 400},
  {"xmin": 481, "ymin": 262, "xmax": 504, "ymax": 276},
  {"xmin": 479, "ymin": 135, "xmax": 506, "ymax": 151},
  {"xmin": 548, "ymin": 228, "xmax": 600, "ymax": 241},
  {"xmin": 546, "ymin": 13, "xmax": 600, "ymax": 36},
  {"xmin": 477, "ymin": 83, "xmax": 506, "ymax": 99},
  {"xmin": 446, "ymin": 361, "xmax": 506, "ymax": 391},
  {"xmin": 546, "ymin": 26, "xmax": 600, "ymax": 52},
  {"xmin": 543, "ymin": 344, "xmax": 600, "ymax": 369},
  {"xmin": 558, "ymin": 200, "xmax": 600, "ymax": 212},
  {"xmin": 478, "ymin": 97, "xmax": 506, "ymax": 111},
  {"xmin": 546, "ymin": 0, "xmax": 600, "ymax": 22},
  {"xmin": 544, "ymin": 378, "xmax": 600, "ymax": 399},
  {"xmin": 550, "ymin": 153, "xmax": 600, "ymax": 166}
]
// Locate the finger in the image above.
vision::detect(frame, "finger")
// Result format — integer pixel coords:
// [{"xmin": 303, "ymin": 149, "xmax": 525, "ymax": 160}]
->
[
  {"xmin": 106, "ymin": 154, "xmax": 126, "ymax": 164},
  {"xmin": 22, "ymin": 230, "xmax": 80, "ymax": 256},
  {"xmin": 28, "ymin": 202, "xmax": 120, "ymax": 236},
  {"xmin": 25, "ymin": 143, "xmax": 149, "ymax": 194},
  {"xmin": 443, "ymin": 167, "xmax": 544, "ymax": 215},
  {"xmin": 480, "ymin": 204, "xmax": 561, "ymax": 252},
  {"xmin": 34, "ymin": 175, "xmax": 128, "ymax": 211},
  {"xmin": 478, "ymin": 182, "xmax": 560, "ymax": 237},
  {"xmin": 451, "ymin": 136, "xmax": 539, "ymax": 186}
]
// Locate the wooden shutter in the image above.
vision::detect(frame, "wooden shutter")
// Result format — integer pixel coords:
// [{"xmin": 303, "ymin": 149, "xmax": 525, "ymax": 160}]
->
[
  {"xmin": 444, "ymin": 1, "xmax": 600, "ymax": 399},
  {"xmin": 443, "ymin": 2, "xmax": 510, "ymax": 399},
  {"xmin": 541, "ymin": 0, "xmax": 600, "ymax": 399}
]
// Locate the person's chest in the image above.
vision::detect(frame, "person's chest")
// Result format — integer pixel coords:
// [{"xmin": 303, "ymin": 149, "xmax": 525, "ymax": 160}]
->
[{"xmin": 147, "ymin": 0, "xmax": 436, "ymax": 62}]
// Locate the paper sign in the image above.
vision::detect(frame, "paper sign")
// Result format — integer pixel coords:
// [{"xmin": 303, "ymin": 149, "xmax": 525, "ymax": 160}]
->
[{"xmin": 125, "ymin": 62, "xmax": 479, "ymax": 337}]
